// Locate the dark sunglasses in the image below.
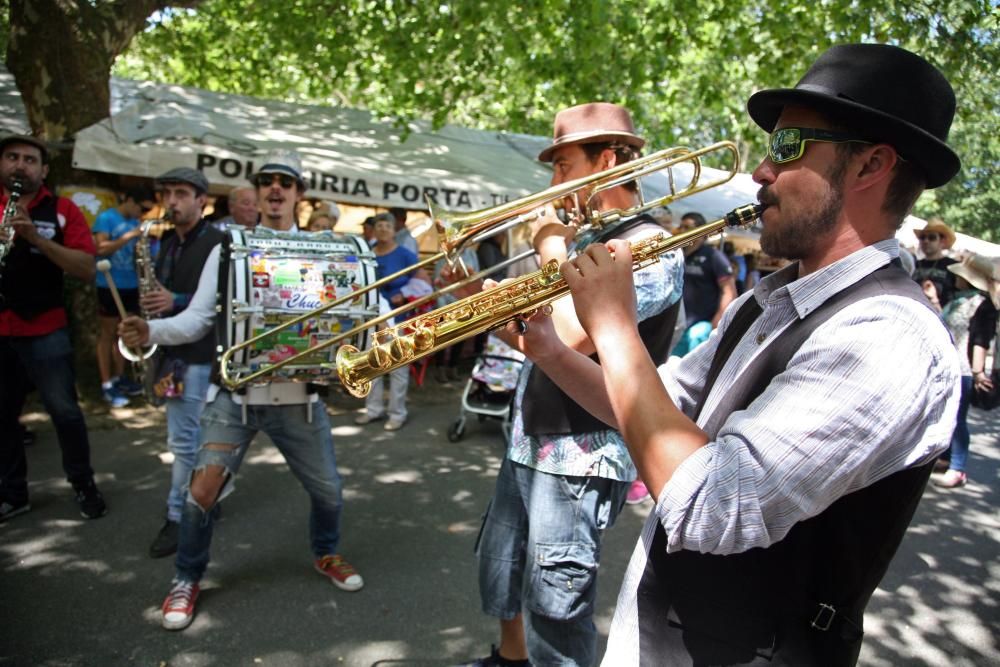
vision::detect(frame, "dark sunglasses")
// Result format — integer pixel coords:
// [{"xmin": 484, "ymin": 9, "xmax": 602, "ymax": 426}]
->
[
  {"xmin": 918, "ymin": 233, "xmax": 941, "ymax": 242},
  {"xmin": 254, "ymin": 173, "xmax": 296, "ymax": 189},
  {"xmin": 767, "ymin": 127, "xmax": 871, "ymax": 164}
]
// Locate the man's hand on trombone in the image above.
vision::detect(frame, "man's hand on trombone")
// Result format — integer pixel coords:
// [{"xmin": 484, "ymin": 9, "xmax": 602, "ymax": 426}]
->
[{"xmin": 529, "ymin": 203, "xmax": 576, "ymax": 264}]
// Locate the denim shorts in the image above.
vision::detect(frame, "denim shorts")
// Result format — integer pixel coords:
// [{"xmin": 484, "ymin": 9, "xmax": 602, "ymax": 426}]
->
[{"xmin": 475, "ymin": 457, "xmax": 629, "ymax": 622}]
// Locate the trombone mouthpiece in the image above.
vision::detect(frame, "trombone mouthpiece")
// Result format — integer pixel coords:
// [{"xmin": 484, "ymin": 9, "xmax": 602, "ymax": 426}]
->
[{"xmin": 96, "ymin": 259, "xmax": 112, "ymax": 272}]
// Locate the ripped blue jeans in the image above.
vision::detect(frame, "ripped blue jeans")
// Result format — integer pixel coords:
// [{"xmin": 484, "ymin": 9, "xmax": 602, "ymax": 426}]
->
[
  {"xmin": 476, "ymin": 458, "xmax": 629, "ymax": 667},
  {"xmin": 174, "ymin": 390, "xmax": 344, "ymax": 584}
]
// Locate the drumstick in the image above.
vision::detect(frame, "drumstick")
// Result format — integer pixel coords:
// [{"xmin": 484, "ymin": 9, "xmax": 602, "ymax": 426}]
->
[{"xmin": 96, "ymin": 259, "xmax": 129, "ymax": 320}]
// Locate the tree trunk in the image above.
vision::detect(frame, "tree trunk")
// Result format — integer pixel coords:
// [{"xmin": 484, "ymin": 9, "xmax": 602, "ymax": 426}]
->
[{"xmin": 5, "ymin": 0, "xmax": 200, "ymax": 399}]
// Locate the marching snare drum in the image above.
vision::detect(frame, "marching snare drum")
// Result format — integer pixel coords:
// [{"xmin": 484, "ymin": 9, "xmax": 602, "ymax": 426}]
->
[{"xmin": 219, "ymin": 227, "xmax": 379, "ymax": 385}]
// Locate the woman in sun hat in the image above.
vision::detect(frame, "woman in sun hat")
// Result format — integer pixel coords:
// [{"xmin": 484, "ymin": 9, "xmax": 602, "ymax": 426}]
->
[{"xmin": 936, "ymin": 254, "xmax": 1000, "ymax": 487}]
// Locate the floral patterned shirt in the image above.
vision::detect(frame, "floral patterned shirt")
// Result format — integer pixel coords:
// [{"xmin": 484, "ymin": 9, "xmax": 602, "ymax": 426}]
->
[{"xmin": 507, "ymin": 223, "xmax": 684, "ymax": 481}]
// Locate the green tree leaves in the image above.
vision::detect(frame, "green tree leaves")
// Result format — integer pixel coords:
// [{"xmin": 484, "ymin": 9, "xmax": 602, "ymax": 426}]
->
[{"xmin": 105, "ymin": 0, "xmax": 996, "ymax": 239}]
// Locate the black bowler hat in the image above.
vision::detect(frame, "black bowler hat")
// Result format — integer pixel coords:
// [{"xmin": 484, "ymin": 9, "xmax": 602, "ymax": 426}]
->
[{"xmin": 747, "ymin": 44, "xmax": 960, "ymax": 188}]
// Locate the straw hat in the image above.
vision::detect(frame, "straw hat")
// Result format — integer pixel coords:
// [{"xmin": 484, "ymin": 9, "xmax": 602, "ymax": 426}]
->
[
  {"xmin": 948, "ymin": 254, "xmax": 1000, "ymax": 306},
  {"xmin": 915, "ymin": 218, "xmax": 957, "ymax": 249}
]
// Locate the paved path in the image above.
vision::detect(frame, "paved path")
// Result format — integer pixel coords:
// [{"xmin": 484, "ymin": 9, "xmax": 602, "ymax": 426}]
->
[{"xmin": 1, "ymin": 381, "xmax": 997, "ymax": 666}]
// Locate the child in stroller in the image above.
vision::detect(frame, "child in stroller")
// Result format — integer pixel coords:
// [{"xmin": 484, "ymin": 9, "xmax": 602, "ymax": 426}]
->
[{"xmin": 447, "ymin": 334, "xmax": 525, "ymax": 443}]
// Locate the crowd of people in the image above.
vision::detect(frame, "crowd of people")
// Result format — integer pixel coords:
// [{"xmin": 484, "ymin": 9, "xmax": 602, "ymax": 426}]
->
[{"xmin": 0, "ymin": 41, "xmax": 995, "ymax": 666}]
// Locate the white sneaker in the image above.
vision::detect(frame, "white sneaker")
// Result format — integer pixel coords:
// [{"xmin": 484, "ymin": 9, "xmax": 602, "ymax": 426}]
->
[
  {"xmin": 384, "ymin": 418, "xmax": 406, "ymax": 431},
  {"xmin": 933, "ymin": 469, "xmax": 967, "ymax": 488},
  {"xmin": 354, "ymin": 413, "xmax": 383, "ymax": 425}
]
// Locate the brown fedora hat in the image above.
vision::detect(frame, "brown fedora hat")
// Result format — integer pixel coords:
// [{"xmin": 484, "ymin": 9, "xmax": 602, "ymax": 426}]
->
[
  {"xmin": 538, "ymin": 102, "xmax": 645, "ymax": 163},
  {"xmin": 747, "ymin": 44, "xmax": 959, "ymax": 188},
  {"xmin": 0, "ymin": 133, "xmax": 49, "ymax": 163}
]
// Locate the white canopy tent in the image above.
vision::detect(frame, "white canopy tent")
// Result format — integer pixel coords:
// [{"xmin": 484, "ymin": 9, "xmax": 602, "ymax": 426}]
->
[{"xmin": 69, "ymin": 77, "xmax": 555, "ymax": 213}]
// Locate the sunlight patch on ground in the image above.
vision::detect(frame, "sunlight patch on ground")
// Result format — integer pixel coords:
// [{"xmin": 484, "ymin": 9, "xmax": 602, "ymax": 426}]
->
[
  {"xmin": 304, "ymin": 599, "xmax": 341, "ymax": 616},
  {"xmin": 865, "ymin": 568, "xmax": 998, "ymax": 667},
  {"xmin": 373, "ymin": 469, "xmax": 423, "ymax": 484},
  {"xmin": 246, "ymin": 446, "xmax": 286, "ymax": 465},
  {"xmin": 1, "ymin": 528, "xmax": 78, "ymax": 562},
  {"xmin": 446, "ymin": 520, "xmax": 479, "ymax": 534},
  {"xmin": 342, "ymin": 641, "xmax": 411, "ymax": 665},
  {"xmin": 163, "ymin": 650, "xmax": 215, "ymax": 666}
]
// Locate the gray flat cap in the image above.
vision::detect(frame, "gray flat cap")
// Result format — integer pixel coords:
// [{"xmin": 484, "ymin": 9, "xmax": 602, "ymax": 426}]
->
[{"xmin": 156, "ymin": 167, "xmax": 209, "ymax": 194}]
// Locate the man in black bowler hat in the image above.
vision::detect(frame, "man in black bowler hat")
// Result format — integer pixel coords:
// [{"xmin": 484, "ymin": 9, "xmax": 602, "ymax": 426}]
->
[{"xmin": 508, "ymin": 44, "xmax": 963, "ymax": 665}]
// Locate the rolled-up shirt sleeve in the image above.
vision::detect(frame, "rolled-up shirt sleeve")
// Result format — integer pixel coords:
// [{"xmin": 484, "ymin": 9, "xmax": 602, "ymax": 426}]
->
[
  {"xmin": 653, "ymin": 297, "xmax": 960, "ymax": 555},
  {"xmin": 147, "ymin": 244, "xmax": 219, "ymax": 347}
]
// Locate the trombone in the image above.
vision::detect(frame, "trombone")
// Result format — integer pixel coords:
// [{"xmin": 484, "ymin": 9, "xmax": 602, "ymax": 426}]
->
[{"xmin": 218, "ymin": 140, "xmax": 742, "ymax": 390}]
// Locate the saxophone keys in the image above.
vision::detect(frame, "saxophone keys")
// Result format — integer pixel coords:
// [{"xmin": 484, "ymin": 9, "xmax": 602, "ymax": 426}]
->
[
  {"xmin": 412, "ymin": 327, "xmax": 436, "ymax": 352},
  {"xmin": 366, "ymin": 344, "xmax": 393, "ymax": 370},
  {"xmin": 387, "ymin": 337, "xmax": 415, "ymax": 364}
]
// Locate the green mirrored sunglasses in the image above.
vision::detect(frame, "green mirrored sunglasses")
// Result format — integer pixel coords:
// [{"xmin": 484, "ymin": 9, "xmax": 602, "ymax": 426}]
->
[{"xmin": 767, "ymin": 127, "xmax": 871, "ymax": 164}]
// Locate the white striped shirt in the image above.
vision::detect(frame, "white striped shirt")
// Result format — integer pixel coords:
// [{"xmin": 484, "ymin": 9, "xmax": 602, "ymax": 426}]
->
[{"xmin": 602, "ymin": 239, "xmax": 961, "ymax": 665}]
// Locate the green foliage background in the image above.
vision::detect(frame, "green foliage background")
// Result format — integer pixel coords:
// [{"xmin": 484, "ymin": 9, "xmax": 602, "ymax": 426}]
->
[{"xmin": 107, "ymin": 1, "xmax": 997, "ymax": 239}]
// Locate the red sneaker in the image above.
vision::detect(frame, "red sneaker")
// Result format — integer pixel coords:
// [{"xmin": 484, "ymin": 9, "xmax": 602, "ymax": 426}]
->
[
  {"xmin": 161, "ymin": 579, "xmax": 200, "ymax": 630},
  {"xmin": 314, "ymin": 554, "xmax": 364, "ymax": 591}
]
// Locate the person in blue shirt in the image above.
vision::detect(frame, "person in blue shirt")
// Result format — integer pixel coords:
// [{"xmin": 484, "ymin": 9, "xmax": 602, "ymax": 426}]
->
[
  {"xmin": 92, "ymin": 185, "xmax": 155, "ymax": 407},
  {"xmin": 355, "ymin": 212, "xmax": 424, "ymax": 430}
]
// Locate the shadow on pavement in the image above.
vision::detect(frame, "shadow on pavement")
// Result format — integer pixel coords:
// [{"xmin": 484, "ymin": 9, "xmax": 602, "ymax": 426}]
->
[{"xmin": 1, "ymin": 383, "xmax": 997, "ymax": 666}]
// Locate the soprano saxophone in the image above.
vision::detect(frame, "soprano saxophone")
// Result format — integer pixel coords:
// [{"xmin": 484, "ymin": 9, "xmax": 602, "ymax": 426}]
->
[{"xmin": 336, "ymin": 203, "xmax": 763, "ymax": 397}]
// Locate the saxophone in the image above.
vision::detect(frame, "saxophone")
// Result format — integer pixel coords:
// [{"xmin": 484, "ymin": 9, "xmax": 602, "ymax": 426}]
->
[
  {"xmin": 336, "ymin": 203, "xmax": 763, "ymax": 397},
  {"xmin": 123, "ymin": 214, "xmax": 168, "ymax": 403},
  {"xmin": 0, "ymin": 179, "xmax": 24, "ymax": 277}
]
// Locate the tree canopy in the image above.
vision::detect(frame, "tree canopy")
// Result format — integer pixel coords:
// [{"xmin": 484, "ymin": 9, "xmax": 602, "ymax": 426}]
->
[{"xmin": 9, "ymin": 1, "xmax": 999, "ymax": 238}]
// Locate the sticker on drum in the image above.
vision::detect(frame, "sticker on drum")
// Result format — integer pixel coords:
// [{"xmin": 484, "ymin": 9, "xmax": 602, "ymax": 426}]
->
[{"xmin": 221, "ymin": 229, "xmax": 379, "ymax": 383}]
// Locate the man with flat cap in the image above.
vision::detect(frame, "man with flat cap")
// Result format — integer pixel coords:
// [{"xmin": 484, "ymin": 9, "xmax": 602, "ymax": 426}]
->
[
  {"xmin": 510, "ymin": 44, "xmax": 962, "ymax": 665},
  {"xmin": 143, "ymin": 167, "xmax": 224, "ymax": 558},
  {"xmin": 463, "ymin": 103, "xmax": 684, "ymax": 667},
  {"xmin": 122, "ymin": 150, "xmax": 364, "ymax": 631},
  {"xmin": 0, "ymin": 134, "xmax": 106, "ymax": 521}
]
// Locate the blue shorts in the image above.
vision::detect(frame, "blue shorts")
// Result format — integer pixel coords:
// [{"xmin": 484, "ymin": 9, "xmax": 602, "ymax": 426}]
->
[{"xmin": 475, "ymin": 457, "xmax": 629, "ymax": 622}]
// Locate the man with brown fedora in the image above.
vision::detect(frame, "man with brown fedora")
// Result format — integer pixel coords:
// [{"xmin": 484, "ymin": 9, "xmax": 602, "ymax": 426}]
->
[
  {"xmin": 913, "ymin": 217, "xmax": 959, "ymax": 308},
  {"xmin": 462, "ymin": 102, "xmax": 684, "ymax": 667},
  {"xmin": 508, "ymin": 44, "xmax": 963, "ymax": 665}
]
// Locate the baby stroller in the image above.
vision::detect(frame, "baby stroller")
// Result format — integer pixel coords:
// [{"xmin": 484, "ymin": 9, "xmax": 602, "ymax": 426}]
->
[{"xmin": 447, "ymin": 334, "xmax": 526, "ymax": 443}]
